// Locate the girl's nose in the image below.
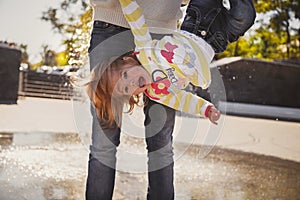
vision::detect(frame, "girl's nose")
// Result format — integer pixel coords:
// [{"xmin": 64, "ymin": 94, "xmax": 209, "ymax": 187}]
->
[{"xmin": 130, "ymin": 79, "xmax": 135, "ymax": 87}]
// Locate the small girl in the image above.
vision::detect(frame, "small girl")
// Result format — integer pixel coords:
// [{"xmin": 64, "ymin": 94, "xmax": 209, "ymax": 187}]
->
[{"xmin": 88, "ymin": 0, "xmax": 224, "ymax": 127}]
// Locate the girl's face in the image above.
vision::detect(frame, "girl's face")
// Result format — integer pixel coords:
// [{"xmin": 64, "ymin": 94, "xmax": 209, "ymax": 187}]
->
[{"xmin": 110, "ymin": 56, "xmax": 152, "ymax": 96}]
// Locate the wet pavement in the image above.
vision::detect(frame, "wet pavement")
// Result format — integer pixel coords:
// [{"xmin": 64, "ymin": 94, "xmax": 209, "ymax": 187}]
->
[{"xmin": 1, "ymin": 132, "xmax": 300, "ymax": 200}]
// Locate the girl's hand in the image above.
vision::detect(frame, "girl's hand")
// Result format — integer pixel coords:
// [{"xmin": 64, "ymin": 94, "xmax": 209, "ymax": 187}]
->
[{"xmin": 207, "ymin": 106, "xmax": 221, "ymax": 125}]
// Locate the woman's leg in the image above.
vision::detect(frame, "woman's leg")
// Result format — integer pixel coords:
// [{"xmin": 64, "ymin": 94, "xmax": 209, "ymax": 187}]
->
[
  {"xmin": 86, "ymin": 21, "xmax": 131, "ymax": 200},
  {"xmin": 144, "ymin": 99, "xmax": 176, "ymax": 200}
]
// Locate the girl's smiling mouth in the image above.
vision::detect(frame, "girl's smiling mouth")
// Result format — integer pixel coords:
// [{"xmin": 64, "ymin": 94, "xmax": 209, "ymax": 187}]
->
[{"xmin": 138, "ymin": 76, "xmax": 146, "ymax": 88}]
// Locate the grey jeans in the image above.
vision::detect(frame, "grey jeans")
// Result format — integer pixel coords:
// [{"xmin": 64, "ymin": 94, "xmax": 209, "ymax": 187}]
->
[{"xmin": 86, "ymin": 21, "xmax": 176, "ymax": 200}]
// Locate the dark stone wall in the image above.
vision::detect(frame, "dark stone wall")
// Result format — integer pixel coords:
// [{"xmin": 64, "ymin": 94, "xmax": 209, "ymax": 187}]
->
[
  {"xmin": 0, "ymin": 47, "xmax": 21, "ymax": 104},
  {"xmin": 19, "ymin": 71, "xmax": 74, "ymax": 100},
  {"xmin": 196, "ymin": 59, "xmax": 300, "ymax": 108}
]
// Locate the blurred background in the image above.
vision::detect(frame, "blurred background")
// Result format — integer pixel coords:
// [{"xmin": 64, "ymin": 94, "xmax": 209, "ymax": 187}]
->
[
  {"xmin": 1, "ymin": 0, "xmax": 299, "ymax": 71},
  {"xmin": 0, "ymin": 0, "xmax": 300, "ymax": 199}
]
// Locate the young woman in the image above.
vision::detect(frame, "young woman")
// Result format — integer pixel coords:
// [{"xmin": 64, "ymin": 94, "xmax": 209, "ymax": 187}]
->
[
  {"xmin": 86, "ymin": 0, "xmax": 255, "ymax": 199},
  {"xmin": 86, "ymin": 0, "xmax": 187, "ymax": 199}
]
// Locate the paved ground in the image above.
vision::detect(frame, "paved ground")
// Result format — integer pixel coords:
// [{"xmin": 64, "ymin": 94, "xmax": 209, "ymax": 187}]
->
[
  {"xmin": 1, "ymin": 97, "xmax": 299, "ymax": 162},
  {"xmin": 1, "ymin": 133, "xmax": 299, "ymax": 200},
  {"xmin": 0, "ymin": 97, "xmax": 300, "ymax": 200}
]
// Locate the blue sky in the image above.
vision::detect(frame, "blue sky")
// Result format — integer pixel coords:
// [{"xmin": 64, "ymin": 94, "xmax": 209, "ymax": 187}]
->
[{"xmin": 0, "ymin": 0, "xmax": 63, "ymax": 62}]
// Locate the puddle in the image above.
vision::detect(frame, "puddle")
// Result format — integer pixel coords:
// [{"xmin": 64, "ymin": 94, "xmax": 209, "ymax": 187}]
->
[{"xmin": 0, "ymin": 132, "xmax": 299, "ymax": 199}]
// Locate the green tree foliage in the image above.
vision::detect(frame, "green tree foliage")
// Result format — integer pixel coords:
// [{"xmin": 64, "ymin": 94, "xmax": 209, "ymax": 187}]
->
[
  {"xmin": 41, "ymin": 0, "xmax": 92, "ymax": 67},
  {"xmin": 19, "ymin": 44, "xmax": 31, "ymax": 67},
  {"xmin": 219, "ymin": 0, "xmax": 299, "ymax": 61},
  {"xmin": 41, "ymin": 45, "xmax": 58, "ymax": 67},
  {"xmin": 217, "ymin": 37, "xmax": 258, "ymax": 59},
  {"xmin": 41, "ymin": 0, "xmax": 299, "ymax": 62},
  {"xmin": 253, "ymin": 27, "xmax": 284, "ymax": 60},
  {"xmin": 256, "ymin": 0, "xmax": 300, "ymax": 59}
]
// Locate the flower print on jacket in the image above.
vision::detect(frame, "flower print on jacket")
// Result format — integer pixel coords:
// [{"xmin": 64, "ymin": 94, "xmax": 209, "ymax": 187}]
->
[
  {"xmin": 151, "ymin": 76, "xmax": 171, "ymax": 95},
  {"xmin": 160, "ymin": 42, "xmax": 178, "ymax": 63}
]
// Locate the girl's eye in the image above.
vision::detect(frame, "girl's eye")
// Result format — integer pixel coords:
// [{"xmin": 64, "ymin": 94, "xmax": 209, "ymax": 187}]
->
[
  {"xmin": 124, "ymin": 86, "xmax": 129, "ymax": 93},
  {"xmin": 123, "ymin": 71, "xmax": 128, "ymax": 79}
]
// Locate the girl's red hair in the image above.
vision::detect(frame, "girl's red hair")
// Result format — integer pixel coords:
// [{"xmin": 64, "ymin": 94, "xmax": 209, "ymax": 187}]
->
[{"xmin": 86, "ymin": 53, "xmax": 144, "ymax": 128}]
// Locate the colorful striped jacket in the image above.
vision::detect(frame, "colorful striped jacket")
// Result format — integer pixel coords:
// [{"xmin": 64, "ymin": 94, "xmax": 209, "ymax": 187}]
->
[{"xmin": 119, "ymin": 0, "xmax": 215, "ymax": 117}]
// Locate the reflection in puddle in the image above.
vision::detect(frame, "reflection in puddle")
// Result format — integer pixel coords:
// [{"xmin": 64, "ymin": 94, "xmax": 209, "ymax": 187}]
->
[
  {"xmin": 0, "ymin": 132, "xmax": 13, "ymax": 146},
  {"xmin": 11, "ymin": 132, "xmax": 81, "ymax": 146},
  {"xmin": 0, "ymin": 132, "xmax": 300, "ymax": 199},
  {"xmin": 177, "ymin": 144, "xmax": 300, "ymax": 199}
]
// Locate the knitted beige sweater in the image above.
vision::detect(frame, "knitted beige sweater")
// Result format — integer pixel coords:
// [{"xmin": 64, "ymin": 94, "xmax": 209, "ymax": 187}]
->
[{"xmin": 90, "ymin": 0, "xmax": 188, "ymax": 30}]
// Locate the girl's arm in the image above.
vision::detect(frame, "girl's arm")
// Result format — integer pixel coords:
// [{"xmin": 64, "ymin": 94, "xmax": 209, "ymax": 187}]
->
[
  {"xmin": 157, "ymin": 88, "xmax": 220, "ymax": 124},
  {"xmin": 118, "ymin": 0, "xmax": 152, "ymax": 48},
  {"xmin": 160, "ymin": 88, "xmax": 220, "ymax": 123},
  {"xmin": 147, "ymin": 86, "xmax": 214, "ymax": 118}
]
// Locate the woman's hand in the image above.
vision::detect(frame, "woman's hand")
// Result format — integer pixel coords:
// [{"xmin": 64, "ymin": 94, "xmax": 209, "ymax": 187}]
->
[{"xmin": 207, "ymin": 106, "xmax": 221, "ymax": 125}]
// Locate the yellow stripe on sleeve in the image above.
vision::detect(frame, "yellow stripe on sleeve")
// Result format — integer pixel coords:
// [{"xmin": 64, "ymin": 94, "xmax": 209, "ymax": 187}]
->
[
  {"xmin": 172, "ymin": 90, "xmax": 183, "ymax": 109},
  {"xmin": 124, "ymin": 7, "xmax": 143, "ymax": 22},
  {"xmin": 119, "ymin": 0, "xmax": 132, "ymax": 8},
  {"xmin": 134, "ymin": 40, "xmax": 148, "ymax": 47},
  {"xmin": 195, "ymin": 98, "xmax": 205, "ymax": 115},
  {"xmin": 131, "ymin": 25, "xmax": 149, "ymax": 37},
  {"xmin": 160, "ymin": 93, "xmax": 173, "ymax": 106},
  {"xmin": 181, "ymin": 92, "xmax": 193, "ymax": 113}
]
